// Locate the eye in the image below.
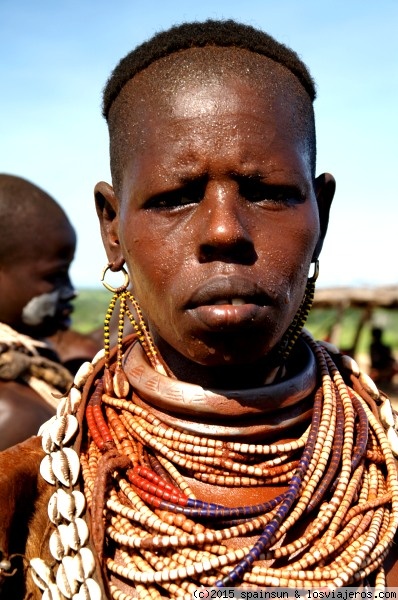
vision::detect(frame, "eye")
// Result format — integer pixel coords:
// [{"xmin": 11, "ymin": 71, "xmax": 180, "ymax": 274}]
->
[
  {"xmin": 238, "ymin": 178, "xmax": 304, "ymax": 206},
  {"xmin": 43, "ymin": 268, "xmax": 70, "ymax": 286},
  {"xmin": 145, "ymin": 178, "xmax": 207, "ymax": 210}
]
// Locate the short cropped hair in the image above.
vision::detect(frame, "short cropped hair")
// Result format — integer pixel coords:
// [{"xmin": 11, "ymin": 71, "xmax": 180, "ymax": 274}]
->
[
  {"xmin": 102, "ymin": 19, "xmax": 317, "ymax": 190},
  {"xmin": 103, "ymin": 19, "xmax": 316, "ymax": 120}
]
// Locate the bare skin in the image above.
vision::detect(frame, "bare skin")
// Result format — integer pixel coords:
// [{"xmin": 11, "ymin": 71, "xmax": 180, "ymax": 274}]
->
[
  {"xmin": 46, "ymin": 328, "xmax": 102, "ymax": 374},
  {"xmin": 0, "ymin": 383, "xmax": 54, "ymax": 451}
]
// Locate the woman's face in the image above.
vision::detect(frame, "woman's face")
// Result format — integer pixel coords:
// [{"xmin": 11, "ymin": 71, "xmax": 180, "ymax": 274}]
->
[
  {"xmin": 98, "ymin": 65, "xmax": 333, "ymax": 375},
  {"xmin": 0, "ymin": 221, "xmax": 76, "ymax": 338}
]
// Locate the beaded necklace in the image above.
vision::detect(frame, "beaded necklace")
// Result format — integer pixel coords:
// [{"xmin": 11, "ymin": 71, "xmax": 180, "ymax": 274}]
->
[
  {"xmin": 32, "ymin": 328, "xmax": 398, "ymax": 600},
  {"xmin": 81, "ymin": 331, "xmax": 398, "ymax": 598}
]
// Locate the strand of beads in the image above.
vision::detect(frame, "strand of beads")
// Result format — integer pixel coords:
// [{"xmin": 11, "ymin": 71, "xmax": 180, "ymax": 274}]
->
[
  {"xmin": 79, "ymin": 334, "xmax": 398, "ymax": 599},
  {"xmin": 101, "ymin": 393, "xmax": 311, "ymax": 488}
]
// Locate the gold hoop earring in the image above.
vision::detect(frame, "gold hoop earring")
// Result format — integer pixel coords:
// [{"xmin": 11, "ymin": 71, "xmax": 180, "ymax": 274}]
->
[
  {"xmin": 101, "ymin": 264, "xmax": 129, "ymax": 293},
  {"xmin": 308, "ymin": 259, "xmax": 319, "ymax": 284}
]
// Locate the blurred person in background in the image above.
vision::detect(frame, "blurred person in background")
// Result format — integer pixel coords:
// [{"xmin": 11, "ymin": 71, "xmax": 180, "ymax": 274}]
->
[{"xmin": 0, "ymin": 174, "xmax": 99, "ymax": 450}]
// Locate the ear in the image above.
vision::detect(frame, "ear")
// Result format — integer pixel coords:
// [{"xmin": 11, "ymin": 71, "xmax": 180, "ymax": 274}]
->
[
  {"xmin": 94, "ymin": 181, "xmax": 124, "ymax": 270},
  {"xmin": 312, "ymin": 173, "xmax": 336, "ymax": 260}
]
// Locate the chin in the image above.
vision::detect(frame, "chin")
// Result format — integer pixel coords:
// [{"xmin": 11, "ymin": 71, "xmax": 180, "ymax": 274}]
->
[
  {"xmin": 37, "ymin": 319, "xmax": 70, "ymax": 339},
  {"xmin": 191, "ymin": 336, "xmax": 277, "ymax": 368}
]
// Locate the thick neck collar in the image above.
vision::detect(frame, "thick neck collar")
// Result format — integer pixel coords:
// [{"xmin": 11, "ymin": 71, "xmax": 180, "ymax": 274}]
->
[{"xmin": 122, "ymin": 334, "xmax": 317, "ymax": 440}]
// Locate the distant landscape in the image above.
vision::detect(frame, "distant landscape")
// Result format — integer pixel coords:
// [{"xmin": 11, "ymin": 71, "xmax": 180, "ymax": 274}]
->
[{"xmin": 71, "ymin": 289, "xmax": 398, "ymax": 355}]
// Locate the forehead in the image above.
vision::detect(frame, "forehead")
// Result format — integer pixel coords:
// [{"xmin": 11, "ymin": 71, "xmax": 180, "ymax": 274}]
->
[
  {"xmin": 17, "ymin": 219, "xmax": 76, "ymax": 264},
  {"xmin": 108, "ymin": 47, "xmax": 314, "ymax": 188},
  {"xmin": 110, "ymin": 45, "xmax": 311, "ymax": 134}
]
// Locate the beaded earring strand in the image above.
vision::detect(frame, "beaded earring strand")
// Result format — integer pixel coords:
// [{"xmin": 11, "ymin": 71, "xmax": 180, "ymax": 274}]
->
[
  {"xmin": 277, "ymin": 259, "xmax": 319, "ymax": 363},
  {"xmin": 101, "ymin": 264, "xmax": 167, "ymax": 396}
]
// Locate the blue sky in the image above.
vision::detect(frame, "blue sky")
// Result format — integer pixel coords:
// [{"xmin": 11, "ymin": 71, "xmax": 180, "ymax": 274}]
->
[{"xmin": 1, "ymin": 0, "xmax": 397, "ymax": 289}]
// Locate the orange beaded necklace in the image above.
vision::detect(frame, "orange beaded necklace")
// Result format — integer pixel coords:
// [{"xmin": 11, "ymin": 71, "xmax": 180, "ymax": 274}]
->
[{"xmin": 78, "ymin": 326, "xmax": 398, "ymax": 598}]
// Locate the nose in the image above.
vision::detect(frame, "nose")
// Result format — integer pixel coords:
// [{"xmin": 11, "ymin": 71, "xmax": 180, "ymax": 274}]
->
[
  {"xmin": 197, "ymin": 181, "xmax": 256, "ymax": 264},
  {"xmin": 59, "ymin": 277, "xmax": 77, "ymax": 302}
]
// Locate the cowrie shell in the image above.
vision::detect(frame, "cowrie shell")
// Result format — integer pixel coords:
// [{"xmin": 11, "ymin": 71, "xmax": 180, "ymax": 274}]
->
[
  {"xmin": 92, "ymin": 347, "xmax": 105, "ymax": 366},
  {"xmin": 57, "ymin": 488, "xmax": 76, "ymax": 521},
  {"xmin": 40, "ymin": 454, "xmax": 56, "ymax": 485},
  {"xmin": 56, "ymin": 558, "xmax": 78, "ymax": 598},
  {"xmin": 41, "ymin": 426, "xmax": 57, "ymax": 454},
  {"xmin": 67, "ymin": 518, "xmax": 89, "ymax": 550},
  {"xmin": 57, "ymin": 523, "xmax": 72, "ymax": 553},
  {"xmin": 39, "ymin": 415, "xmax": 57, "ymax": 440},
  {"xmin": 69, "ymin": 387, "xmax": 82, "ymax": 412},
  {"xmin": 113, "ymin": 368, "xmax": 130, "ymax": 398},
  {"xmin": 42, "ymin": 583, "xmax": 64, "ymax": 600},
  {"xmin": 30, "ymin": 557, "xmax": 54, "ymax": 589},
  {"xmin": 56, "ymin": 395, "xmax": 72, "ymax": 418},
  {"xmin": 380, "ymin": 398, "xmax": 395, "ymax": 429},
  {"xmin": 77, "ymin": 547, "xmax": 96, "ymax": 579},
  {"xmin": 74, "ymin": 578, "xmax": 102, "ymax": 600},
  {"xmin": 51, "ymin": 448, "xmax": 80, "ymax": 486},
  {"xmin": 341, "ymin": 354, "xmax": 360, "ymax": 377},
  {"xmin": 49, "ymin": 528, "xmax": 67, "ymax": 562},
  {"xmin": 358, "ymin": 372, "xmax": 380, "ymax": 400},
  {"xmin": 72, "ymin": 586, "xmax": 89, "ymax": 600},
  {"xmin": 49, "ymin": 414, "xmax": 79, "ymax": 446},
  {"xmin": 74, "ymin": 361, "xmax": 94, "ymax": 388},
  {"xmin": 48, "ymin": 492, "xmax": 60, "ymax": 524},
  {"xmin": 70, "ymin": 551, "xmax": 85, "ymax": 583},
  {"xmin": 103, "ymin": 369, "xmax": 113, "ymax": 395},
  {"xmin": 72, "ymin": 491, "xmax": 86, "ymax": 518},
  {"xmin": 69, "ymin": 551, "xmax": 97, "ymax": 588},
  {"xmin": 62, "ymin": 555, "xmax": 81, "ymax": 588}
]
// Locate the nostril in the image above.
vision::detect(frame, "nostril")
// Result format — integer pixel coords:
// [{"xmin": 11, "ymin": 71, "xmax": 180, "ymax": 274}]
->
[{"xmin": 198, "ymin": 240, "xmax": 257, "ymax": 265}]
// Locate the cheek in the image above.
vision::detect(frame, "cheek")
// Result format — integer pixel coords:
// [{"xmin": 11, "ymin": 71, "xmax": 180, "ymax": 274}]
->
[
  {"xmin": 282, "ymin": 209, "xmax": 320, "ymax": 270},
  {"xmin": 21, "ymin": 291, "xmax": 60, "ymax": 326},
  {"xmin": 266, "ymin": 214, "xmax": 319, "ymax": 307},
  {"xmin": 122, "ymin": 234, "xmax": 182, "ymax": 328},
  {"xmin": 121, "ymin": 214, "xmax": 183, "ymax": 289}
]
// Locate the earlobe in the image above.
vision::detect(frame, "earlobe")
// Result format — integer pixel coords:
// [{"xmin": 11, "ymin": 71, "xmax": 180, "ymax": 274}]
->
[
  {"xmin": 94, "ymin": 181, "xmax": 124, "ymax": 270},
  {"xmin": 312, "ymin": 173, "xmax": 336, "ymax": 260}
]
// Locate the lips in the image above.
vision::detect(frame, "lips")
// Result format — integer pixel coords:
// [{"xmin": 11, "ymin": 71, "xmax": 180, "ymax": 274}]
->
[
  {"xmin": 186, "ymin": 276, "xmax": 273, "ymax": 330},
  {"xmin": 187, "ymin": 275, "xmax": 271, "ymax": 307}
]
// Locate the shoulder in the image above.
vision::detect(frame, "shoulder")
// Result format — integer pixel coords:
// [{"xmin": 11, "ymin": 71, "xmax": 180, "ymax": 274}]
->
[
  {"xmin": 0, "ymin": 380, "xmax": 54, "ymax": 450},
  {"xmin": 46, "ymin": 328, "xmax": 102, "ymax": 374}
]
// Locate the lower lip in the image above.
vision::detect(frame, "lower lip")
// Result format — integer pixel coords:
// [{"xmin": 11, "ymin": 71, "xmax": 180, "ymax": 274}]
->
[
  {"xmin": 189, "ymin": 303, "xmax": 267, "ymax": 330},
  {"xmin": 58, "ymin": 307, "xmax": 73, "ymax": 322}
]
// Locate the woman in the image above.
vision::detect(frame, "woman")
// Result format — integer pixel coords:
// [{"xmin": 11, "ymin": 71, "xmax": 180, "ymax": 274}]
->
[{"xmin": 1, "ymin": 20, "xmax": 397, "ymax": 600}]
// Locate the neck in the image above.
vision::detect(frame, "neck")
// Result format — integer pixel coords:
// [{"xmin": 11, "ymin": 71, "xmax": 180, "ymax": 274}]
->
[{"xmin": 154, "ymin": 336, "xmax": 284, "ymax": 389}]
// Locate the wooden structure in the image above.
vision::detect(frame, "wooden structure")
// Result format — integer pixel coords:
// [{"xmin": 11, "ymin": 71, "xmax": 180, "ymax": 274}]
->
[
  {"xmin": 312, "ymin": 285, "xmax": 398, "ymax": 357},
  {"xmin": 314, "ymin": 286, "xmax": 398, "ymax": 310}
]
